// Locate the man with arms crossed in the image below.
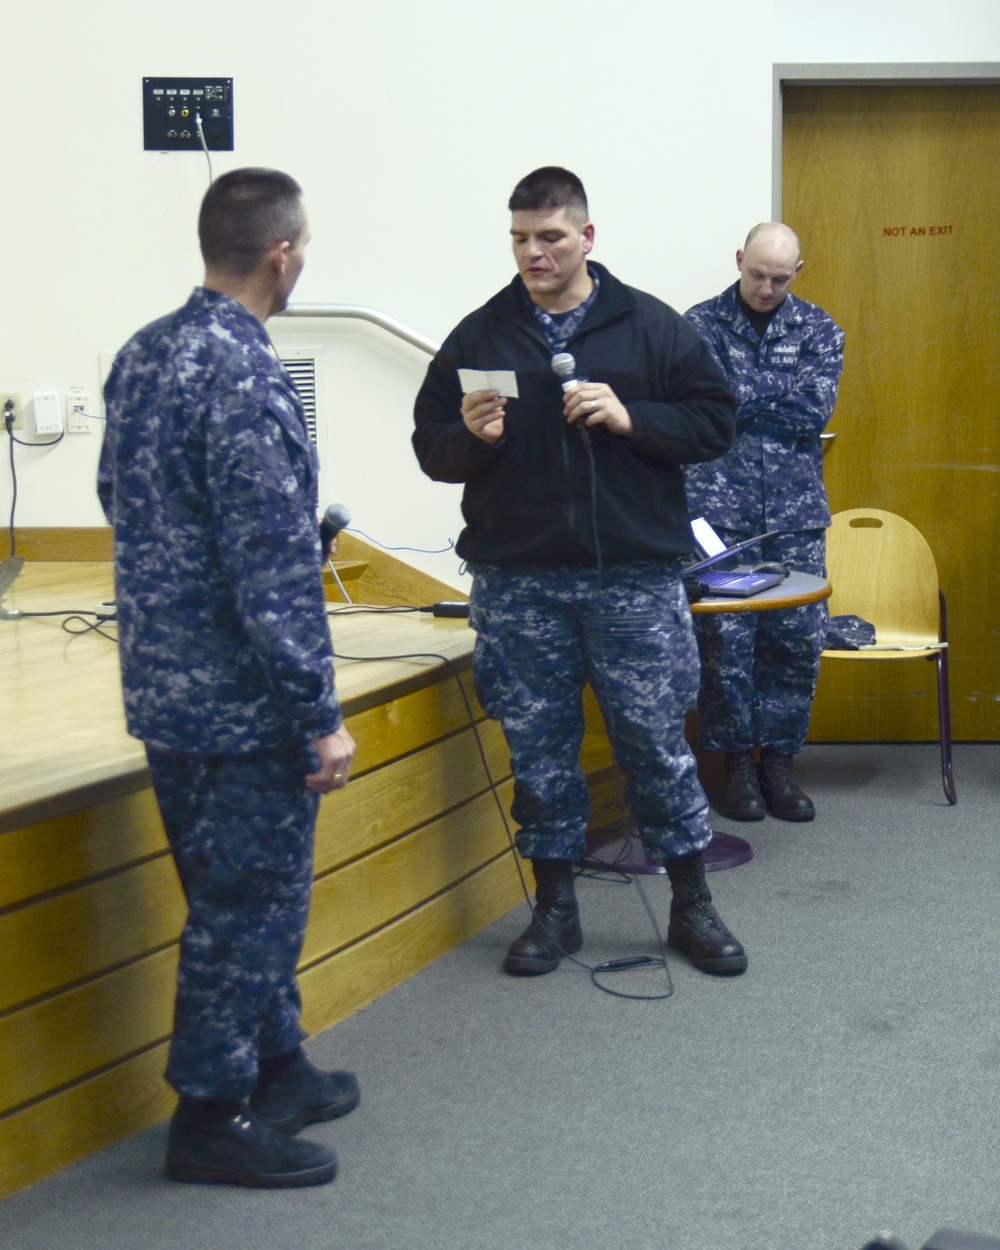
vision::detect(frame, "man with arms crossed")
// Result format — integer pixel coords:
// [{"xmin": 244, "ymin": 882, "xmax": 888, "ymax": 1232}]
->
[
  {"xmin": 99, "ymin": 168, "xmax": 357, "ymax": 1188},
  {"xmin": 684, "ymin": 223, "xmax": 844, "ymax": 822},
  {"xmin": 413, "ymin": 167, "xmax": 746, "ymax": 980}
]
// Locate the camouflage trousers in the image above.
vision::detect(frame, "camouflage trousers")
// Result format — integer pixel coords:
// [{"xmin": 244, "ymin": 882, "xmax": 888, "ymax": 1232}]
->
[
  {"xmin": 146, "ymin": 742, "xmax": 319, "ymax": 1101},
  {"xmin": 693, "ymin": 528, "xmax": 827, "ymax": 755},
  {"xmin": 469, "ymin": 562, "xmax": 712, "ymax": 863}
]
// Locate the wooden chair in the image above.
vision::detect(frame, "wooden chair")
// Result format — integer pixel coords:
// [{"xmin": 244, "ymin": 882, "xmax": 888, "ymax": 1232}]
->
[{"xmin": 823, "ymin": 508, "xmax": 957, "ymax": 804}]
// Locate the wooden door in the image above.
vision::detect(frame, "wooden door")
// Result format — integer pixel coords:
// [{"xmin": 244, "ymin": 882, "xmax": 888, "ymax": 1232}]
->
[{"xmin": 783, "ymin": 84, "xmax": 1000, "ymax": 742}]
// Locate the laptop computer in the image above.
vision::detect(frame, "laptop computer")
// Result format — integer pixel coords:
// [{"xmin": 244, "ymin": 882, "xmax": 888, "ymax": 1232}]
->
[{"xmin": 686, "ymin": 517, "xmax": 787, "ymax": 597}]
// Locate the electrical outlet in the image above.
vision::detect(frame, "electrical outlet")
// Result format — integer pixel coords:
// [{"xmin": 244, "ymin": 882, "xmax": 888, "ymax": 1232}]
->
[
  {"xmin": 67, "ymin": 387, "xmax": 93, "ymax": 434},
  {"xmin": 33, "ymin": 391, "xmax": 62, "ymax": 435},
  {"xmin": 1, "ymin": 390, "xmax": 24, "ymax": 431}
]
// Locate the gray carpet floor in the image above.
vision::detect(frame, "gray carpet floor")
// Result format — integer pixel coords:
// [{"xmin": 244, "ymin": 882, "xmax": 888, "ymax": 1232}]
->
[{"xmin": 1, "ymin": 744, "xmax": 997, "ymax": 1250}]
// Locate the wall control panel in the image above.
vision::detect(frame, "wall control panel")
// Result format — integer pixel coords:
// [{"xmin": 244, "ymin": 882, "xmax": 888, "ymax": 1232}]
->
[{"xmin": 143, "ymin": 77, "xmax": 233, "ymax": 151}]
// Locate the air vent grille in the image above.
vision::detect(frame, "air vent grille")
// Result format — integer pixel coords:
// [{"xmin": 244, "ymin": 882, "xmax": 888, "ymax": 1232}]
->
[{"xmin": 280, "ymin": 355, "xmax": 318, "ymax": 444}]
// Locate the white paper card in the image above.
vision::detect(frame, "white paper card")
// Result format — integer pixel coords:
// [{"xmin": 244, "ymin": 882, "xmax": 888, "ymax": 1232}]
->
[{"xmin": 457, "ymin": 369, "xmax": 519, "ymax": 398}]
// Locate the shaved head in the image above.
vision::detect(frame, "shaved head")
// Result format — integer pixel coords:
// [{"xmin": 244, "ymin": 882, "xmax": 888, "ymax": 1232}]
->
[
  {"xmin": 743, "ymin": 222, "xmax": 801, "ymax": 263},
  {"xmin": 737, "ymin": 222, "xmax": 804, "ymax": 314}
]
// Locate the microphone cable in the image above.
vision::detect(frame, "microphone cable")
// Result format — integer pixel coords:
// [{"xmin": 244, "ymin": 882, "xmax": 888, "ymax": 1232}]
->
[
  {"xmin": 194, "ymin": 111, "xmax": 213, "ymax": 185},
  {"xmin": 329, "ymin": 635, "xmax": 673, "ymax": 1001},
  {"xmin": 337, "ymin": 525, "xmax": 457, "ymax": 556},
  {"xmin": 572, "ymin": 386, "xmax": 676, "ymax": 1000},
  {"xmin": 4, "ymin": 402, "xmax": 66, "ymax": 567},
  {"xmin": 1, "ymin": 606, "xmax": 119, "ymax": 641}
]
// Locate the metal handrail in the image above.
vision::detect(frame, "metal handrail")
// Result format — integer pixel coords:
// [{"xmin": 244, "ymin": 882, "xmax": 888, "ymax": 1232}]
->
[{"xmin": 280, "ymin": 303, "xmax": 440, "ymax": 357}]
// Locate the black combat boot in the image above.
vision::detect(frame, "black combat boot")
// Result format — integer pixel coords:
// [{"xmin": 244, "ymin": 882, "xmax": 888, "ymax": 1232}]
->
[
  {"xmin": 166, "ymin": 1099, "xmax": 337, "ymax": 1188},
  {"xmin": 503, "ymin": 859, "xmax": 583, "ymax": 976},
  {"xmin": 250, "ymin": 1046, "xmax": 360, "ymax": 1134},
  {"xmin": 717, "ymin": 750, "xmax": 766, "ymax": 821},
  {"xmin": 757, "ymin": 747, "xmax": 815, "ymax": 821},
  {"xmin": 665, "ymin": 853, "xmax": 748, "ymax": 976}
]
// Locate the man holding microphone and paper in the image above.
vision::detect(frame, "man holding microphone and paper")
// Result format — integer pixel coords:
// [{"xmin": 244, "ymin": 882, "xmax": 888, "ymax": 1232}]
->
[{"xmin": 413, "ymin": 166, "xmax": 746, "ymax": 980}]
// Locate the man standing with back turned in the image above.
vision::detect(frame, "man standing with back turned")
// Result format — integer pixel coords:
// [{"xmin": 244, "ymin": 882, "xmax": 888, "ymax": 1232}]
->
[
  {"xmin": 99, "ymin": 168, "xmax": 358, "ymax": 1188},
  {"xmin": 684, "ymin": 223, "xmax": 844, "ymax": 822},
  {"xmin": 413, "ymin": 167, "xmax": 747, "ymax": 980}
]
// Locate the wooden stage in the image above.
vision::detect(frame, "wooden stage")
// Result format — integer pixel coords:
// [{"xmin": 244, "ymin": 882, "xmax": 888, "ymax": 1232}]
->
[{"xmin": 0, "ymin": 533, "xmax": 615, "ymax": 1199}]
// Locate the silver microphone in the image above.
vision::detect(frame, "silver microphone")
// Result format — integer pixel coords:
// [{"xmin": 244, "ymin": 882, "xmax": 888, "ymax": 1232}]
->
[
  {"xmin": 551, "ymin": 352, "xmax": 584, "ymax": 393},
  {"xmin": 320, "ymin": 501, "xmax": 351, "ymax": 549},
  {"xmin": 552, "ymin": 352, "xmax": 592, "ymax": 442},
  {"xmin": 320, "ymin": 502, "xmax": 353, "ymax": 605}
]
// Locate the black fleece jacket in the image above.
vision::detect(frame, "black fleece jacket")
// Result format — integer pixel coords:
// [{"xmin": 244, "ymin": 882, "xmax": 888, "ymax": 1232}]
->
[{"xmin": 412, "ymin": 262, "xmax": 736, "ymax": 568}]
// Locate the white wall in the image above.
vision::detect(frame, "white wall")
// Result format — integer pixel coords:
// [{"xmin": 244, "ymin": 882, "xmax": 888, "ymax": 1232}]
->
[
  {"xmin": 4, "ymin": 0, "xmax": 996, "ymax": 590},
  {"xmin": 774, "ymin": 0, "xmax": 1000, "ymax": 63}
]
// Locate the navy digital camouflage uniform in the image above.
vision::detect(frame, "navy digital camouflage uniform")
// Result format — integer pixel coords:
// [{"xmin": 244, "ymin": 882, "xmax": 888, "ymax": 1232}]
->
[
  {"xmin": 683, "ymin": 282, "xmax": 844, "ymax": 754},
  {"xmin": 470, "ymin": 563, "xmax": 710, "ymax": 861},
  {"xmin": 98, "ymin": 287, "xmax": 342, "ymax": 1102},
  {"xmin": 413, "ymin": 263, "xmax": 737, "ymax": 864}
]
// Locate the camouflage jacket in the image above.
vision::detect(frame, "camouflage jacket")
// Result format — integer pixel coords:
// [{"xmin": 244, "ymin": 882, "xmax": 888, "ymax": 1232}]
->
[
  {"xmin": 683, "ymin": 282, "xmax": 844, "ymax": 532},
  {"xmin": 98, "ymin": 287, "xmax": 341, "ymax": 753}
]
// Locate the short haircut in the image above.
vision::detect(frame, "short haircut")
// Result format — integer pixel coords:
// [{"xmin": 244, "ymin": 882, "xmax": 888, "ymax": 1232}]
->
[
  {"xmin": 198, "ymin": 168, "xmax": 305, "ymax": 277},
  {"xmin": 508, "ymin": 166, "xmax": 589, "ymax": 223}
]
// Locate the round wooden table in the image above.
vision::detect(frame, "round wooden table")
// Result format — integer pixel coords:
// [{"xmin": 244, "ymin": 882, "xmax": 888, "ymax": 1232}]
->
[
  {"xmin": 689, "ymin": 570, "xmax": 832, "ymax": 616},
  {"xmin": 580, "ymin": 572, "xmax": 832, "ymax": 875}
]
